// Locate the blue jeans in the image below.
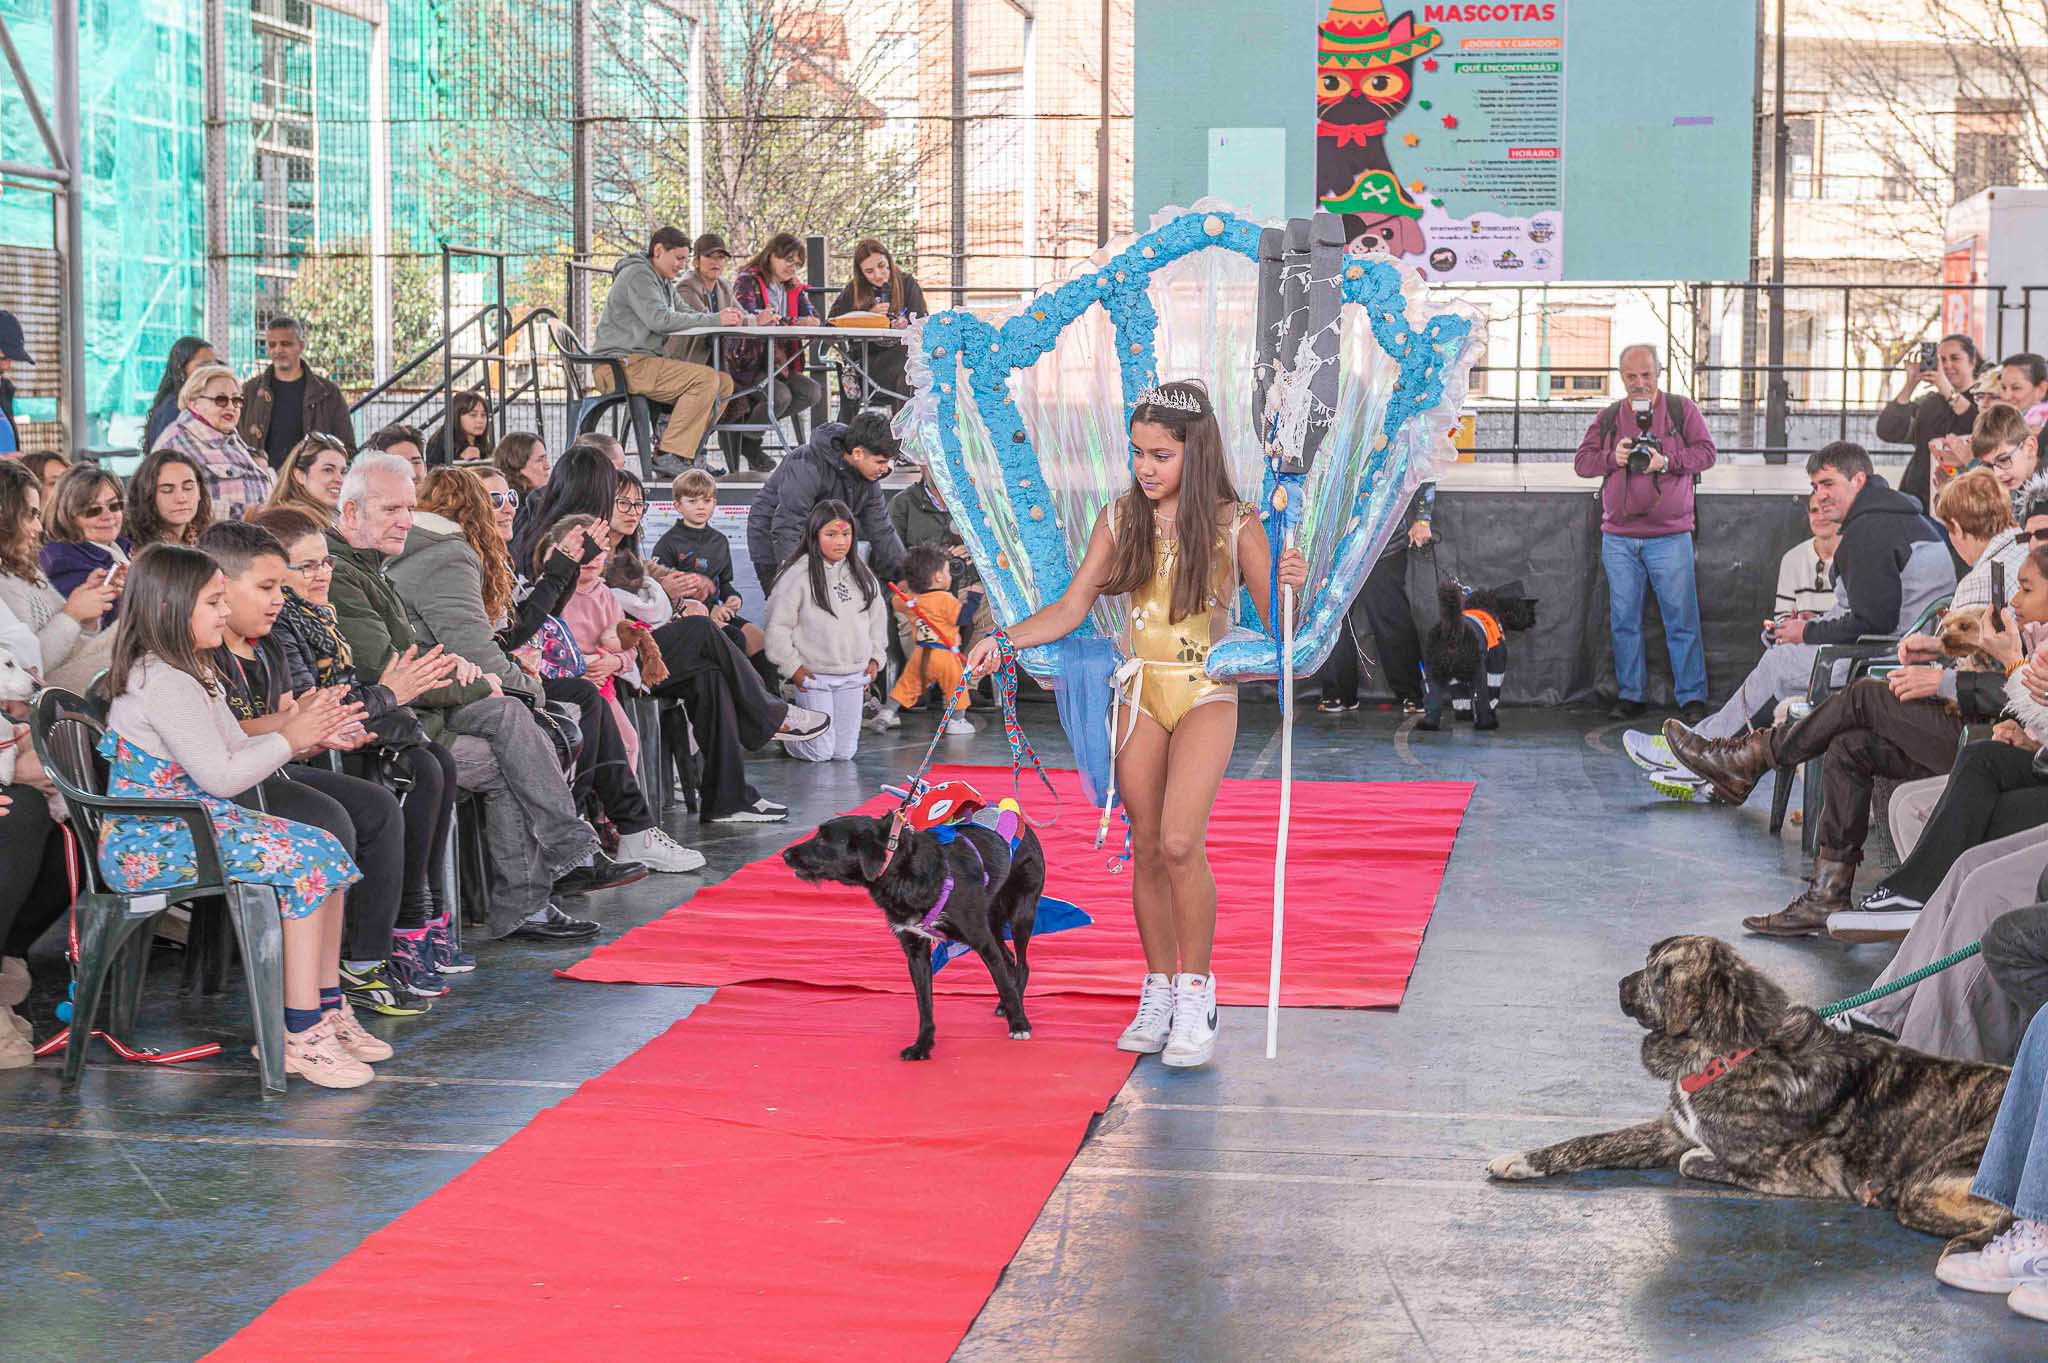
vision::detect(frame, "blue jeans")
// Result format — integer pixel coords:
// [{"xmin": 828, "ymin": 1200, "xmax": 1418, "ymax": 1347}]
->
[
  {"xmin": 1601, "ymin": 530, "xmax": 1707, "ymax": 704},
  {"xmin": 1975, "ymin": 1003, "xmax": 2048, "ymax": 1221}
]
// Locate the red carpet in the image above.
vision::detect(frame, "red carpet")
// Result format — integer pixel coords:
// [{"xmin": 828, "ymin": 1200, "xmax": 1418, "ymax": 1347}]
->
[
  {"xmin": 207, "ymin": 771, "xmax": 1469, "ymax": 1362},
  {"xmin": 565, "ymin": 766, "xmax": 1473, "ymax": 1008},
  {"xmin": 204, "ymin": 985, "xmax": 1139, "ymax": 1363}
]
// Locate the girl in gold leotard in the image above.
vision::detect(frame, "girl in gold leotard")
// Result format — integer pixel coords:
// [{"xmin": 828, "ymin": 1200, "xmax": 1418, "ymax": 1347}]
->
[{"xmin": 967, "ymin": 381, "xmax": 1306, "ymax": 1068}]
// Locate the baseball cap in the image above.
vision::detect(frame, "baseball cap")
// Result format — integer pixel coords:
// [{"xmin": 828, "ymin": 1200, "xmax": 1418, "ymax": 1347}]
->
[
  {"xmin": 692, "ymin": 233, "xmax": 731, "ymax": 259},
  {"xmin": 0, "ymin": 312, "xmax": 31, "ymax": 364}
]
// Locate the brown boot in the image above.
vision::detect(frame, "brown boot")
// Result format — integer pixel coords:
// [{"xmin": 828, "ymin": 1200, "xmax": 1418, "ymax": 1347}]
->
[
  {"xmin": 1663, "ymin": 718, "xmax": 1776, "ymax": 806},
  {"xmin": 1743, "ymin": 858, "xmax": 1855, "ymax": 937}
]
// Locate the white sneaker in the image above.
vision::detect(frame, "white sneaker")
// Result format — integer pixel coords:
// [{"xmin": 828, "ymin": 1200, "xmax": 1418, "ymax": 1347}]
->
[
  {"xmin": 1936, "ymin": 1219, "xmax": 2048, "ymax": 1293},
  {"xmin": 276, "ymin": 1014, "xmax": 374, "ymax": 1090},
  {"xmin": 619, "ymin": 826, "xmax": 707, "ymax": 873},
  {"xmin": 1116, "ymin": 973, "xmax": 1175, "ymax": 1054},
  {"xmin": 773, "ymin": 705, "xmax": 831, "ymax": 743},
  {"xmin": 2012, "ymin": 1279, "xmax": 2048, "ymax": 1321},
  {"xmin": 1622, "ymin": 729, "xmax": 1679, "ymax": 774},
  {"xmin": 1649, "ymin": 772, "xmax": 1715, "ymax": 804},
  {"xmin": 707, "ymin": 798, "xmax": 790, "ymax": 825},
  {"xmin": 866, "ymin": 704, "xmax": 902, "ymax": 733},
  {"xmin": 943, "ymin": 715, "xmax": 975, "ymax": 737},
  {"xmin": 1161, "ymin": 971, "xmax": 1219, "ymax": 1068},
  {"xmin": 1826, "ymin": 908, "xmax": 1921, "ymax": 943},
  {"xmin": 328, "ymin": 1000, "xmax": 394, "ymax": 1063}
]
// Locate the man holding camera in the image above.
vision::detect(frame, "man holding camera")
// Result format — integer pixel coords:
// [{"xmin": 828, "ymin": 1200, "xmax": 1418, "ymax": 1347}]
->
[{"xmin": 1574, "ymin": 344, "xmax": 1718, "ymax": 720}]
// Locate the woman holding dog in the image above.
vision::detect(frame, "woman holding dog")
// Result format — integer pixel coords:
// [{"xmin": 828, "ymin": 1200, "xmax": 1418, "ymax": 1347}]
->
[{"xmin": 965, "ymin": 380, "xmax": 1307, "ymax": 1069}]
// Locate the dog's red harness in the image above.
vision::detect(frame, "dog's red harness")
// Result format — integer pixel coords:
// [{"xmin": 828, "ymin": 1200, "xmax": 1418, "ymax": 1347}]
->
[{"xmin": 1678, "ymin": 1046, "xmax": 1756, "ymax": 1095}]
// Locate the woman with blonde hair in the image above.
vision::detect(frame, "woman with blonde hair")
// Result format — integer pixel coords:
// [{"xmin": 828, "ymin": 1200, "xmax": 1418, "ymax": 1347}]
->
[
  {"xmin": 152, "ymin": 362, "xmax": 274, "ymax": 518},
  {"xmin": 262, "ymin": 433, "xmax": 350, "ymax": 526}
]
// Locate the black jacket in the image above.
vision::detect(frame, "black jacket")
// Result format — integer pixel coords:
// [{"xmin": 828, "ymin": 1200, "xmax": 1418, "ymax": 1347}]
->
[
  {"xmin": 651, "ymin": 522, "xmax": 738, "ymax": 603},
  {"xmin": 745, "ymin": 422, "xmax": 906, "ymax": 582},
  {"xmin": 1874, "ymin": 389, "xmax": 1980, "ymax": 512},
  {"xmin": 1802, "ymin": 474, "xmax": 1954, "ymax": 647}
]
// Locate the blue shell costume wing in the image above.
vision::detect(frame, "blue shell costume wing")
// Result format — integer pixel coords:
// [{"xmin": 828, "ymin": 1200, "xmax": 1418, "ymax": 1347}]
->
[{"xmin": 895, "ymin": 204, "xmax": 1477, "ymax": 805}]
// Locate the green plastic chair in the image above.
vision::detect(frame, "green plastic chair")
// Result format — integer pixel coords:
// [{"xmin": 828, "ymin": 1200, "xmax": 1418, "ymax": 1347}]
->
[{"xmin": 30, "ymin": 688, "xmax": 288, "ymax": 1097}]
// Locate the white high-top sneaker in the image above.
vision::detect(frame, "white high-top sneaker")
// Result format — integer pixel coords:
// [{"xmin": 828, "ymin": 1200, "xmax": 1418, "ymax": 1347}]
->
[
  {"xmin": 1116, "ymin": 973, "xmax": 1174, "ymax": 1054},
  {"xmin": 1161, "ymin": 971, "xmax": 1218, "ymax": 1068},
  {"xmin": 1936, "ymin": 1219, "xmax": 2048, "ymax": 1293}
]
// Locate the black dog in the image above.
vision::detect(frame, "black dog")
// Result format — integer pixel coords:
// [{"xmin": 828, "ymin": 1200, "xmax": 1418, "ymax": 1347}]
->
[
  {"xmin": 782, "ymin": 813, "xmax": 1043, "ymax": 1060},
  {"xmin": 1420, "ymin": 578, "xmax": 1536, "ymax": 731}
]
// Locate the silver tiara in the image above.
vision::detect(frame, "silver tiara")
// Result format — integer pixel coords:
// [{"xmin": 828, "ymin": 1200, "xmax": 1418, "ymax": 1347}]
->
[{"xmin": 1134, "ymin": 385, "xmax": 1203, "ymax": 414}]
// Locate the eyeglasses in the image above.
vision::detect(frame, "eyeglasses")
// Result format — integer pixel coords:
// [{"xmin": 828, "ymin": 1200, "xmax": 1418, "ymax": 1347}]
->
[
  {"xmin": 487, "ymin": 490, "xmax": 520, "ymax": 510},
  {"xmin": 1983, "ymin": 450, "xmax": 2022, "ymax": 473},
  {"xmin": 204, "ymin": 394, "xmax": 245, "ymax": 409},
  {"xmin": 287, "ymin": 556, "xmax": 334, "ymax": 575},
  {"xmin": 615, "ymin": 498, "xmax": 646, "ymax": 513},
  {"xmin": 81, "ymin": 500, "xmax": 121, "ymax": 516}
]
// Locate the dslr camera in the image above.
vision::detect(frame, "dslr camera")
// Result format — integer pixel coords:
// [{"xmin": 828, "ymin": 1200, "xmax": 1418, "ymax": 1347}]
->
[{"xmin": 1626, "ymin": 432, "xmax": 1662, "ymax": 475}]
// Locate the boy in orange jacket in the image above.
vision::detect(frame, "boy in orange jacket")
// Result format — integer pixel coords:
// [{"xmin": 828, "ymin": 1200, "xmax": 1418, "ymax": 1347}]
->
[{"xmin": 875, "ymin": 544, "xmax": 975, "ymax": 736}]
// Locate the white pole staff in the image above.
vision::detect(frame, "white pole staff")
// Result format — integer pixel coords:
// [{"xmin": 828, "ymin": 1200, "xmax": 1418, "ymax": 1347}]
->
[{"xmin": 1267, "ymin": 532, "xmax": 1295, "ymax": 1060}]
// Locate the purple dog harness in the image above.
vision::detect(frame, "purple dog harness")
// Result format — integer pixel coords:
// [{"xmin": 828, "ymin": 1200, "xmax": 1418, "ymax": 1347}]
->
[{"xmin": 912, "ymin": 807, "xmax": 1021, "ymax": 942}]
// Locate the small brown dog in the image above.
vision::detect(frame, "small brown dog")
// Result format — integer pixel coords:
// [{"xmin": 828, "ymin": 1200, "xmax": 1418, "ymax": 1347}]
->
[
  {"xmin": 1937, "ymin": 606, "xmax": 2004, "ymax": 673},
  {"xmin": 617, "ymin": 619, "xmax": 668, "ymax": 687}
]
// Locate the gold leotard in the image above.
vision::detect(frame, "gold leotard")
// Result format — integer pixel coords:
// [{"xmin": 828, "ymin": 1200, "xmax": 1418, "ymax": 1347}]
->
[{"xmin": 1114, "ymin": 504, "xmax": 1250, "ymax": 734}]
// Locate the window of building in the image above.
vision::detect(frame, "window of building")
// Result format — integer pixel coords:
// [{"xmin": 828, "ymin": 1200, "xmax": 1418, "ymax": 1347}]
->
[
  {"xmin": 966, "ymin": 69, "xmax": 1023, "ymax": 199},
  {"xmin": 1542, "ymin": 313, "xmax": 1612, "ymax": 397},
  {"xmin": 1955, "ymin": 102, "xmax": 2022, "ymax": 200}
]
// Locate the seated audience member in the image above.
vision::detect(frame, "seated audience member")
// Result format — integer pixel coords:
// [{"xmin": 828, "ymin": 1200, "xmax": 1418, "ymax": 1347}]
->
[
  {"xmin": 746, "ymin": 410, "xmax": 908, "ymax": 592},
  {"xmin": 426, "ymin": 390, "xmax": 492, "ymax": 467},
  {"xmin": 603, "ymin": 470, "xmax": 672, "ymax": 628},
  {"xmin": 197, "ymin": 520, "xmax": 437, "ymax": 1010},
  {"xmin": 1775, "ymin": 492, "xmax": 1842, "ymax": 619},
  {"xmin": 126, "ymin": 448, "xmax": 213, "ymax": 549},
  {"xmin": 0, "ymin": 717, "xmax": 76, "ymax": 1064},
  {"xmin": 1659, "ymin": 443, "xmax": 1978, "ymax": 934},
  {"xmin": 0, "ymin": 460, "xmax": 118, "ymax": 692},
  {"xmin": 1876, "ymin": 332, "xmax": 1984, "ymax": 512},
  {"xmin": 250, "ymin": 504, "xmax": 471, "ymax": 990},
  {"xmin": 39, "ymin": 463, "xmax": 131, "ymax": 623},
  {"xmin": 1966, "ymin": 402, "xmax": 2041, "ymax": 526},
  {"xmin": 503, "ymin": 456, "xmax": 813, "ymax": 823},
  {"xmin": 154, "ymin": 362, "xmax": 275, "ymax": 519},
  {"xmin": 670, "ymin": 233, "xmax": 739, "ymax": 369},
  {"xmin": 545, "ymin": 515, "xmax": 647, "ymax": 774},
  {"xmin": 875, "ymin": 543, "xmax": 973, "ymax": 737},
  {"xmin": 145, "ymin": 335, "xmax": 217, "ymax": 454},
  {"xmin": 262, "ymin": 433, "xmax": 349, "ymax": 526},
  {"xmin": 366, "ymin": 424, "xmax": 429, "ymax": 483},
  {"xmin": 98, "ymin": 543, "xmax": 375, "ymax": 1088},
  {"xmin": 18, "ymin": 450, "xmax": 67, "ymax": 499},
  {"xmin": 589, "ymin": 225, "xmax": 740, "ymax": 476},
  {"xmin": 654, "ymin": 467, "xmax": 768, "ymax": 666},
  {"xmin": 327, "ymin": 452, "xmax": 622, "ymax": 942},
  {"xmin": 1643, "ymin": 445, "xmax": 1960, "ymax": 777},
  {"xmin": 572, "ymin": 431, "xmax": 628, "ymax": 472},
  {"xmin": 827, "ymin": 238, "xmax": 928, "ymax": 417},
  {"xmin": 1930, "ymin": 1005, "xmax": 2048, "ymax": 1319},
  {"xmin": 1983, "ymin": 897, "xmax": 2048, "ymax": 1035},
  {"xmin": 2001, "ymin": 354, "xmax": 2048, "ymax": 436},
  {"xmin": 241, "ymin": 315, "xmax": 357, "ymax": 467},
  {"xmin": 401, "ymin": 467, "xmax": 701, "ymax": 874},
  {"xmin": 764, "ymin": 500, "xmax": 888, "ymax": 764},
  {"xmin": 729, "ymin": 233, "xmax": 823, "ymax": 473},
  {"xmin": 494, "ymin": 432, "xmax": 550, "ymax": 494}
]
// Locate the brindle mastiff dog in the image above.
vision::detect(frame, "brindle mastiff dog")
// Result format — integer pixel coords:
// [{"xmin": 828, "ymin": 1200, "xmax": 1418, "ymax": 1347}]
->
[{"xmin": 1487, "ymin": 935, "xmax": 2013, "ymax": 1246}]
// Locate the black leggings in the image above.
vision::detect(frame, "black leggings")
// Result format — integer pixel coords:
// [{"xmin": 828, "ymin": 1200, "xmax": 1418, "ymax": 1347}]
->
[
  {"xmin": 542, "ymin": 676, "xmax": 653, "ymax": 835},
  {"xmin": 243, "ymin": 765, "xmax": 404, "ymax": 963},
  {"xmin": 347, "ymin": 741, "xmax": 458, "ymax": 930},
  {"xmin": 1318, "ymin": 546, "xmax": 1423, "ymax": 706},
  {"xmin": 651, "ymin": 614, "xmax": 787, "ymax": 820},
  {"xmin": 0, "ymin": 784, "xmax": 77, "ymax": 957},
  {"xmin": 1884, "ymin": 740, "xmax": 2048, "ymax": 901}
]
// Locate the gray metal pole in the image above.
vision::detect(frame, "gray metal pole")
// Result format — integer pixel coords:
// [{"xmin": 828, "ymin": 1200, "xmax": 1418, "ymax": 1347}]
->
[
  {"xmin": 570, "ymin": 0, "xmax": 592, "ymax": 336},
  {"xmin": 1096, "ymin": 0, "xmax": 1110, "ymax": 244},
  {"xmin": 203, "ymin": 0, "xmax": 228, "ymax": 347},
  {"xmin": 51, "ymin": 0, "xmax": 83, "ymax": 447},
  {"xmin": 1765, "ymin": 0, "xmax": 1789, "ymax": 462},
  {"xmin": 950, "ymin": 0, "xmax": 966, "ymax": 303}
]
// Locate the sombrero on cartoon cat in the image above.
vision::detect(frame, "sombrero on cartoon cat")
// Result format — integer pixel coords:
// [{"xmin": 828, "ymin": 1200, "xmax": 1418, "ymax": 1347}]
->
[{"xmin": 1316, "ymin": 0, "xmax": 1442, "ymax": 260}]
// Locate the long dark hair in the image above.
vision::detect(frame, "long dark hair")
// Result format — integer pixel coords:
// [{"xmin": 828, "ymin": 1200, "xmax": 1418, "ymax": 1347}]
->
[
  {"xmin": 108, "ymin": 543, "xmax": 223, "ymax": 696},
  {"xmin": 0, "ymin": 459, "xmax": 43, "ymax": 582},
  {"xmin": 741, "ymin": 232, "xmax": 807, "ymax": 284},
  {"xmin": 511, "ymin": 445, "xmax": 618, "ymax": 571},
  {"xmin": 848, "ymin": 238, "xmax": 904, "ymax": 314},
  {"xmin": 430, "ymin": 390, "xmax": 491, "ymax": 465},
  {"xmin": 126, "ymin": 448, "xmax": 214, "ymax": 547},
  {"xmin": 151, "ymin": 336, "xmax": 213, "ymax": 412},
  {"xmin": 782, "ymin": 499, "xmax": 877, "ymax": 615},
  {"xmin": 1100, "ymin": 380, "xmax": 1241, "ymax": 622}
]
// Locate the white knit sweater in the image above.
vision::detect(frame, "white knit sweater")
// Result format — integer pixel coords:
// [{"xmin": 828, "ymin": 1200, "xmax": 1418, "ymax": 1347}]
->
[
  {"xmin": 764, "ymin": 557, "xmax": 889, "ymax": 677},
  {"xmin": 106, "ymin": 657, "xmax": 292, "ymax": 797}
]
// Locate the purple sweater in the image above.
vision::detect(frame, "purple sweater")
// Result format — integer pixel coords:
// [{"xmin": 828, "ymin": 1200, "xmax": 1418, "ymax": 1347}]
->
[{"xmin": 1572, "ymin": 395, "xmax": 1718, "ymax": 537}]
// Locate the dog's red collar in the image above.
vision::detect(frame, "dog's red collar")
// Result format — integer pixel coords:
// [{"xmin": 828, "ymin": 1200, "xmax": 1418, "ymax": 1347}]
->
[{"xmin": 1678, "ymin": 1046, "xmax": 1756, "ymax": 1095}]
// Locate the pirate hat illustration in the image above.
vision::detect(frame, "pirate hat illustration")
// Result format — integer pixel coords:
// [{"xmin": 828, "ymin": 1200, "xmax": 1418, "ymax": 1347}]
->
[{"xmin": 1318, "ymin": 0, "xmax": 1443, "ymax": 74}]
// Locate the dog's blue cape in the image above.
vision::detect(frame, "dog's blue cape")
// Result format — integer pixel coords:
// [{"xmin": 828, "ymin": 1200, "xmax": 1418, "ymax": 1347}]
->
[{"xmin": 932, "ymin": 895, "xmax": 1091, "ymax": 972}]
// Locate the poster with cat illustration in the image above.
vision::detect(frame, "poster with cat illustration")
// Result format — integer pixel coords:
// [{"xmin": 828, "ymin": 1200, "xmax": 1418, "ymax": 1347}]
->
[{"xmin": 1317, "ymin": 0, "xmax": 1566, "ymax": 281}]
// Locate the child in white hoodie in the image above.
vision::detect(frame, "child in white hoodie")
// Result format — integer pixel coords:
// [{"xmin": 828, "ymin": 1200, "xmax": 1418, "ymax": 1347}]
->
[{"xmin": 764, "ymin": 500, "xmax": 888, "ymax": 761}]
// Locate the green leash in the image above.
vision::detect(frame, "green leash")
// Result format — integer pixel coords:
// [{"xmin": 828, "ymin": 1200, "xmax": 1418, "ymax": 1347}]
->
[{"xmin": 1817, "ymin": 942, "xmax": 1981, "ymax": 1019}]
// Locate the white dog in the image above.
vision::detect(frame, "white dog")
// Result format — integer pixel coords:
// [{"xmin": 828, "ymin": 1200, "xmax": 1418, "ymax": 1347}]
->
[{"xmin": 0, "ymin": 648, "xmax": 38, "ymax": 785}]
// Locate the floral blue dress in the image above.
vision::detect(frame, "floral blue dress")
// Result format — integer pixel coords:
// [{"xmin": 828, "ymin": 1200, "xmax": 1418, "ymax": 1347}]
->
[{"xmin": 95, "ymin": 732, "xmax": 360, "ymax": 919}]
